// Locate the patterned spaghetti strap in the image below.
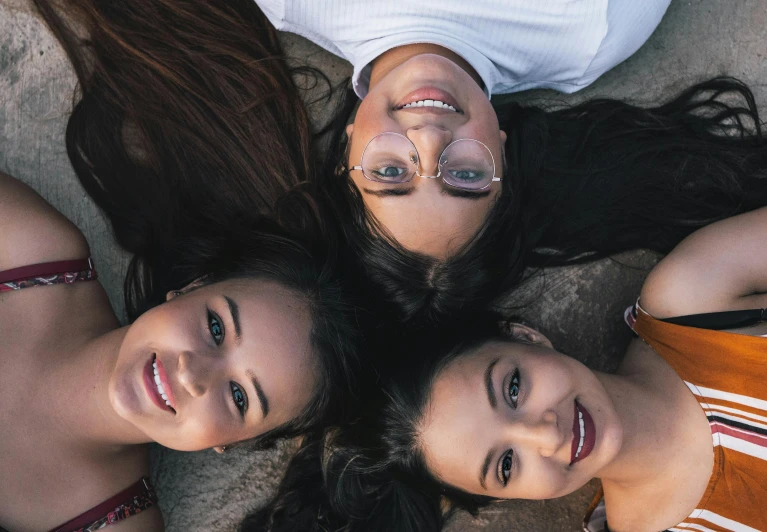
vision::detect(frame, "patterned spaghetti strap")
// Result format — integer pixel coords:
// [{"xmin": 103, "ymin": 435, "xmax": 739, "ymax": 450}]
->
[
  {"xmin": 48, "ymin": 476, "xmax": 157, "ymax": 532},
  {"xmin": 0, "ymin": 258, "xmax": 97, "ymax": 292}
]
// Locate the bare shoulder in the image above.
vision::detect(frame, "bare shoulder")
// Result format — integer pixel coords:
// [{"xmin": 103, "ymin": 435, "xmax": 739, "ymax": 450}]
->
[
  {"xmin": 641, "ymin": 207, "xmax": 767, "ymax": 318},
  {"xmin": 0, "ymin": 171, "xmax": 90, "ymax": 271}
]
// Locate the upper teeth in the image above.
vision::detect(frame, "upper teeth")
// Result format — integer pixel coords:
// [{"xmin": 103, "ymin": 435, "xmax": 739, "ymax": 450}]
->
[
  {"xmin": 575, "ymin": 410, "xmax": 585, "ymax": 458},
  {"xmin": 400, "ymin": 99, "xmax": 458, "ymax": 112},
  {"xmin": 153, "ymin": 361, "xmax": 172, "ymax": 408}
]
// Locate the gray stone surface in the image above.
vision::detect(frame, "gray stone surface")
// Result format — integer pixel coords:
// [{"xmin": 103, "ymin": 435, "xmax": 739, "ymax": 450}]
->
[{"xmin": 1, "ymin": 0, "xmax": 765, "ymax": 530}]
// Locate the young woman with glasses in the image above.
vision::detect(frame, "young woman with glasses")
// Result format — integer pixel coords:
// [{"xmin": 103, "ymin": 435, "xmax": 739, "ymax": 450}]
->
[
  {"xmin": 256, "ymin": 0, "xmax": 672, "ymax": 257},
  {"xmin": 248, "ymin": 1, "xmax": 767, "ymax": 328}
]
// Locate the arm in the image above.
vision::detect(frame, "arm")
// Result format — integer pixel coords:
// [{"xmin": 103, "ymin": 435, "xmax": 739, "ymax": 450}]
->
[
  {"xmin": 640, "ymin": 206, "xmax": 767, "ymax": 318},
  {"xmin": 0, "ymin": 170, "xmax": 90, "ymax": 272}
]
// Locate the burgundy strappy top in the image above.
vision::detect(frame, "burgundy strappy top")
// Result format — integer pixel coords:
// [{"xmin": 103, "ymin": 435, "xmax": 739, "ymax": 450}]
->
[
  {"xmin": 0, "ymin": 259, "xmax": 158, "ymax": 532},
  {"xmin": 0, "ymin": 258, "xmax": 97, "ymax": 292}
]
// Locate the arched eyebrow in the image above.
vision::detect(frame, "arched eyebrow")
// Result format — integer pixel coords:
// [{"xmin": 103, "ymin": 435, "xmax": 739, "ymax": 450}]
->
[
  {"xmin": 485, "ymin": 357, "xmax": 499, "ymax": 410},
  {"xmin": 224, "ymin": 295, "xmax": 241, "ymax": 344},
  {"xmin": 247, "ymin": 369, "xmax": 269, "ymax": 419},
  {"xmin": 479, "ymin": 448, "xmax": 494, "ymax": 490}
]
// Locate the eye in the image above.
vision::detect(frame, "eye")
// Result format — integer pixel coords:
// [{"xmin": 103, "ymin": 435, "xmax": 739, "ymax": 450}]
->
[
  {"xmin": 371, "ymin": 166, "xmax": 408, "ymax": 180},
  {"xmin": 230, "ymin": 382, "xmax": 248, "ymax": 417},
  {"xmin": 498, "ymin": 450, "xmax": 514, "ymax": 486},
  {"xmin": 447, "ymin": 168, "xmax": 485, "ymax": 182},
  {"xmin": 207, "ymin": 309, "xmax": 224, "ymax": 345},
  {"xmin": 508, "ymin": 368, "xmax": 520, "ymax": 408}
]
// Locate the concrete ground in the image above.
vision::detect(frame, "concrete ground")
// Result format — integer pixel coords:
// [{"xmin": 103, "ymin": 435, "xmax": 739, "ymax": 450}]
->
[{"xmin": 1, "ymin": 1, "xmax": 765, "ymax": 530}]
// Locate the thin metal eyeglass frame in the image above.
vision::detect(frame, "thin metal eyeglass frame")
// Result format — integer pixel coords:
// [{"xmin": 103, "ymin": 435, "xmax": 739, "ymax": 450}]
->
[{"xmin": 351, "ymin": 132, "xmax": 502, "ymax": 190}]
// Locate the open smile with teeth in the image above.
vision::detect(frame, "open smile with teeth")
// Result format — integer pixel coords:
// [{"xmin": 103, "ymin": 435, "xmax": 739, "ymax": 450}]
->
[
  {"xmin": 575, "ymin": 409, "xmax": 585, "ymax": 459},
  {"xmin": 570, "ymin": 400, "xmax": 595, "ymax": 465},
  {"xmin": 398, "ymin": 99, "xmax": 460, "ymax": 112},
  {"xmin": 153, "ymin": 359, "xmax": 172, "ymax": 408}
]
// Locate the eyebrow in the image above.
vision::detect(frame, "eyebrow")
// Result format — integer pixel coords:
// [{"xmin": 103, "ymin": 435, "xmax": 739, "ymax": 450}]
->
[
  {"xmin": 362, "ymin": 187, "xmax": 414, "ymax": 197},
  {"xmin": 247, "ymin": 369, "xmax": 270, "ymax": 419},
  {"xmin": 441, "ymin": 188, "xmax": 491, "ymax": 199},
  {"xmin": 224, "ymin": 295, "xmax": 241, "ymax": 345},
  {"xmin": 361, "ymin": 186, "xmax": 490, "ymax": 199},
  {"xmin": 485, "ymin": 357, "xmax": 499, "ymax": 410},
  {"xmin": 479, "ymin": 448, "xmax": 494, "ymax": 490}
]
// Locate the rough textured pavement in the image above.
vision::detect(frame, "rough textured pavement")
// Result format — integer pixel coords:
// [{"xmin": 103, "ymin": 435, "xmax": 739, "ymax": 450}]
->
[{"xmin": 2, "ymin": 1, "xmax": 766, "ymax": 530}]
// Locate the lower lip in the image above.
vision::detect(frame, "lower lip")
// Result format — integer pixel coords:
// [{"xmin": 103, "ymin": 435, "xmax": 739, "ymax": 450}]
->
[
  {"xmin": 396, "ymin": 86, "xmax": 461, "ymax": 111},
  {"xmin": 143, "ymin": 356, "xmax": 174, "ymax": 413},
  {"xmin": 570, "ymin": 400, "xmax": 596, "ymax": 465}
]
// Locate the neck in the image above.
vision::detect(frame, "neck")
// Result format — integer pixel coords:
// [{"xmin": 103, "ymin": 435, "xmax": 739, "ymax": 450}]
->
[
  {"xmin": 593, "ymin": 369, "xmax": 687, "ymax": 490},
  {"xmin": 45, "ymin": 327, "xmax": 151, "ymax": 451},
  {"xmin": 368, "ymin": 43, "xmax": 484, "ymax": 91}
]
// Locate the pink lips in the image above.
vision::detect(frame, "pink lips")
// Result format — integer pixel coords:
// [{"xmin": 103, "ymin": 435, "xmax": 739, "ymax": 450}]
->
[
  {"xmin": 570, "ymin": 400, "xmax": 596, "ymax": 465},
  {"xmin": 395, "ymin": 87, "xmax": 462, "ymax": 112},
  {"xmin": 143, "ymin": 355, "xmax": 176, "ymax": 414}
]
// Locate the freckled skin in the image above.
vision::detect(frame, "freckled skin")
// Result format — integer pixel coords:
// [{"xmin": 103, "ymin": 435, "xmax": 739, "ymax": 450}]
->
[
  {"xmin": 419, "ymin": 338, "xmax": 623, "ymax": 499},
  {"xmin": 347, "ymin": 50, "xmax": 506, "ymax": 258},
  {"xmin": 110, "ymin": 279, "xmax": 316, "ymax": 451}
]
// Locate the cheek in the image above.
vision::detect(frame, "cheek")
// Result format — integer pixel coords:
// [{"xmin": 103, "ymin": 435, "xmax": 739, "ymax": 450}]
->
[
  {"xmin": 165, "ymin": 402, "xmax": 233, "ymax": 451},
  {"xmin": 515, "ymin": 460, "xmax": 575, "ymax": 500}
]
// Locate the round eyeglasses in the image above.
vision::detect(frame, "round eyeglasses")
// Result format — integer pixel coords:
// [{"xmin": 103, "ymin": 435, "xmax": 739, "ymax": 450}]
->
[{"xmin": 351, "ymin": 132, "xmax": 502, "ymax": 191}]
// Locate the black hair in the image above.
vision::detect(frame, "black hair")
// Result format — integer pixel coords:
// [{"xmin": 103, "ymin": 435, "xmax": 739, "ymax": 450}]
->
[
  {"xmin": 34, "ymin": 0, "xmax": 361, "ymax": 447},
  {"xmin": 32, "ymin": 0, "xmax": 325, "ymax": 315},
  {"xmin": 242, "ymin": 321, "xmax": 511, "ymax": 531},
  {"xmin": 317, "ymin": 77, "xmax": 767, "ymax": 328}
]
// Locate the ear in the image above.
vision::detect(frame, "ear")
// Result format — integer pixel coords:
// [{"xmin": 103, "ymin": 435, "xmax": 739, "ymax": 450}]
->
[
  {"xmin": 213, "ymin": 445, "xmax": 227, "ymax": 455},
  {"xmin": 499, "ymin": 129, "xmax": 507, "ymax": 163},
  {"xmin": 165, "ymin": 275, "xmax": 211, "ymax": 301},
  {"xmin": 345, "ymin": 123, "xmax": 354, "ymax": 138},
  {"xmin": 503, "ymin": 322, "xmax": 553, "ymax": 349}
]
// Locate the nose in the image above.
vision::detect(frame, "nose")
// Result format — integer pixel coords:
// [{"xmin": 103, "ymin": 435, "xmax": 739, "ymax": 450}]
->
[
  {"xmin": 509, "ymin": 410, "xmax": 563, "ymax": 458},
  {"xmin": 406, "ymin": 125, "xmax": 452, "ymax": 176},
  {"xmin": 177, "ymin": 351, "xmax": 211, "ymax": 398}
]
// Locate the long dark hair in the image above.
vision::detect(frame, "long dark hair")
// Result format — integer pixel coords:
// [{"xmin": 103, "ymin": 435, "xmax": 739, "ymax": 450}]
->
[
  {"xmin": 33, "ymin": 0, "xmax": 361, "ymax": 445},
  {"xmin": 242, "ymin": 321, "xmax": 507, "ymax": 531},
  {"xmin": 163, "ymin": 215, "xmax": 364, "ymax": 447},
  {"xmin": 317, "ymin": 77, "xmax": 767, "ymax": 327},
  {"xmin": 33, "ymin": 0, "xmax": 322, "ymax": 317}
]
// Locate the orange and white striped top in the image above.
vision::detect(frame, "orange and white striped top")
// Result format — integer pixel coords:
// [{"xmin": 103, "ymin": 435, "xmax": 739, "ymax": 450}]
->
[{"xmin": 584, "ymin": 303, "xmax": 767, "ymax": 532}]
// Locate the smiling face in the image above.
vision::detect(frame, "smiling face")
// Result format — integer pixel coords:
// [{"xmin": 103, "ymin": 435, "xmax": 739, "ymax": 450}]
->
[
  {"xmin": 418, "ymin": 336, "xmax": 623, "ymax": 500},
  {"xmin": 347, "ymin": 53, "xmax": 506, "ymax": 258},
  {"xmin": 108, "ymin": 279, "xmax": 316, "ymax": 451}
]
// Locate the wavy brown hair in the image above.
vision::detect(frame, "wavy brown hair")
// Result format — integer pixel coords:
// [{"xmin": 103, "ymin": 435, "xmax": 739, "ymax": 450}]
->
[{"xmin": 33, "ymin": 0, "xmax": 319, "ymax": 315}]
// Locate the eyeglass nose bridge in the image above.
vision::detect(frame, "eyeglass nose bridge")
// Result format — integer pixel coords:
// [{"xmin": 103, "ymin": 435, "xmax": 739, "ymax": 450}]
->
[{"xmin": 414, "ymin": 170, "xmax": 442, "ymax": 179}]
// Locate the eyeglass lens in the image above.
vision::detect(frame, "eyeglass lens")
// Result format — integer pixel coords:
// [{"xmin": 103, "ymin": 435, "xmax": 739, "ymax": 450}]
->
[{"xmin": 361, "ymin": 134, "xmax": 495, "ymax": 190}]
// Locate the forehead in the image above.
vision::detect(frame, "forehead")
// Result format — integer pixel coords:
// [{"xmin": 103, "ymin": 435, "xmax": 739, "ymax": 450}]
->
[
  {"xmin": 419, "ymin": 348, "xmax": 497, "ymax": 486},
  {"xmin": 208, "ymin": 279, "xmax": 316, "ymax": 409}
]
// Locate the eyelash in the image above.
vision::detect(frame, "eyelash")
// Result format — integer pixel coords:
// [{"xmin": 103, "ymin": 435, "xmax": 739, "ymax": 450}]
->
[
  {"xmin": 207, "ymin": 308, "xmax": 225, "ymax": 345},
  {"xmin": 230, "ymin": 382, "xmax": 248, "ymax": 417},
  {"xmin": 499, "ymin": 368, "xmax": 521, "ymax": 486}
]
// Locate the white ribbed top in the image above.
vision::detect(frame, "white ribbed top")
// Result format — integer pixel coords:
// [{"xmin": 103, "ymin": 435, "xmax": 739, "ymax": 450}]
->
[{"xmin": 256, "ymin": 0, "xmax": 671, "ymax": 99}]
